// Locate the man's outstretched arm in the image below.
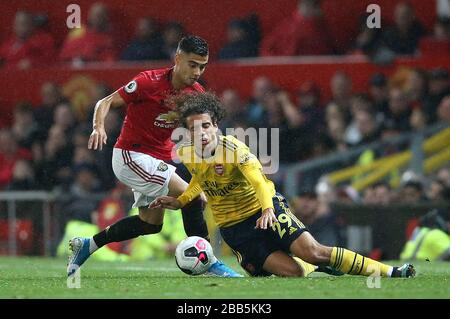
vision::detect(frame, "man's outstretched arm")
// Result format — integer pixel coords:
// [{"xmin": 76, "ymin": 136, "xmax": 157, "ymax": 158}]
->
[
  {"xmin": 88, "ymin": 90, "xmax": 125, "ymax": 151},
  {"xmin": 150, "ymin": 176, "xmax": 203, "ymax": 210}
]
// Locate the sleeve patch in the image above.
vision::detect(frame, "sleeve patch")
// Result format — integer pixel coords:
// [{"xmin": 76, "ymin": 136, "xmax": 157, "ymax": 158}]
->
[
  {"xmin": 239, "ymin": 153, "xmax": 255, "ymax": 165},
  {"xmin": 124, "ymin": 80, "xmax": 137, "ymax": 93}
]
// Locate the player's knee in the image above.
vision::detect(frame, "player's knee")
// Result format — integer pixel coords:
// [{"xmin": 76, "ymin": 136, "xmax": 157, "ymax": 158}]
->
[
  {"xmin": 279, "ymin": 264, "xmax": 304, "ymax": 277},
  {"xmin": 298, "ymin": 241, "xmax": 325, "ymax": 264},
  {"xmin": 141, "ymin": 223, "xmax": 163, "ymax": 235},
  {"xmin": 307, "ymin": 244, "xmax": 330, "ymax": 264},
  {"xmin": 138, "ymin": 207, "xmax": 164, "ymax": 225}
]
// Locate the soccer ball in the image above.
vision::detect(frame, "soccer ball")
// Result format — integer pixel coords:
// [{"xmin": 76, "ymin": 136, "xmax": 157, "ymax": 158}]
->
[{"xmin": 175, "ymin": 236, "xmax": 213, "ymax": 275}]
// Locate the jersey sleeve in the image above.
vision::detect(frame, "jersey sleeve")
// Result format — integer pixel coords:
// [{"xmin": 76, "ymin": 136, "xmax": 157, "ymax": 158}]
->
[
  {"xmin": 236, "ymin": 146, "xmax": 275, "ymax": 211},
  {"xmin": 117, "ymin": 72, "xmax": 158, "ymax": 104},
  {"xmin": 177, "ymin": 174, "xmax": 203, "ymax": 207}
]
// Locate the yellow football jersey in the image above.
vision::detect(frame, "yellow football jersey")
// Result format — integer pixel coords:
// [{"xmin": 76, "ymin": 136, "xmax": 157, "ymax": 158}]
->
[{"xmin": 177, "ymin": 135, "xmax": 276, "ymax": 227}]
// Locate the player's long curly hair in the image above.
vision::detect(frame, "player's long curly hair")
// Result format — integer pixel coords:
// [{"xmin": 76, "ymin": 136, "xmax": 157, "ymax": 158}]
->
[{"xmin": 170, "ymin": 91, "xmax": 226, "ymax": 127}]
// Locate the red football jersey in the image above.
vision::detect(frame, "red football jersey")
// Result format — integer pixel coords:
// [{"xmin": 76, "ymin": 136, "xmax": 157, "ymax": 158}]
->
[{"xmin": 115, "ymin": 67, "xmax": 204, "ymax": 160}]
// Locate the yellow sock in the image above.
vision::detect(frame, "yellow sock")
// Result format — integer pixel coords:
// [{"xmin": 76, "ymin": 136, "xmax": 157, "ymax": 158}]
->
[
  {"xmin": 293, "ymin": 257, "xmax": 318, "ymax": 277},
  {"xmin": 330, "ymin": 247, "xmax": 393, "ymax": 277}
]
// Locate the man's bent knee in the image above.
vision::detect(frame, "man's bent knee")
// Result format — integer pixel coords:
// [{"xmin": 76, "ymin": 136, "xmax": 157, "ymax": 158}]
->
[
  {"xmin": 291, "ymin": 233, "xmax": 332, "ymax": 265},
  {"xmin": 138, "ymin": 206, "xmax": 164, "ymax": 226},
  {"xmin": 140, "ymin": 223, "xmax": 163, "ymax": 235}
]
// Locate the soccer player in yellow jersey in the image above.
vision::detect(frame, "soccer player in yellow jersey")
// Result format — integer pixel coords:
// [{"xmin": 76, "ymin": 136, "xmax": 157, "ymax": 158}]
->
[{"xmin": 151, "ymin": 92, "xmax": 415, "ymax": 278}]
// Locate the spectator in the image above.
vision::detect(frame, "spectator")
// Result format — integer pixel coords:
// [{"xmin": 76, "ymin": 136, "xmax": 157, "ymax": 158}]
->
[
  {"xmin": 363, "ymin": 182, "xmax": 393, "ymax": 206},
  {"xmin": 419, "ymin": 16, "xmax": 450, "ymax": 56},
  {"xmin": 296, "ymin": 81, "xmax": 323, "ymax": 133},
  {"xmin": 400, "ymin": 180, "xmax": 427, "ymax": 204},
  {"xmin": 382, "ymin": 2, "xmax": 426, "ymax": 55},
  {"xmin": 405, "ymin": 68, "xmax": 429, "ymax": 107},
  {"xmin": 368, "ymin": 73, "xmax": 390, "ymax": 121},
  {"xmin": 0, "ymin": 129, "xmax": 32, "ymax": 189},
  {"xmin": 53, "ymin": 103, "xmax": 77, "ymax": 138},
  {"xmin": 218, "ymin": 18, "xmax": 258, "ymax": 60},
  {"xmin": 245, "ymin": 76, "xmax": 274, "ymax": 127},
  {"xmin": 326, "ymin": 117, "xmax": 347, "ymax": 153},
  {"xmin": 427, "ymin": 179, "xmax": 449, "ymax": 202},
  {"xmin": 121, "ymin": 17, "xmax": 165, "ymax": 61},
  {"xmin": 405, "ymin": 69, "xmax": 430, "ymax": 131},
  {"xmin": 11, "ymin": 102, "xmax": 40, "ymax": 149},
  {"xmin": 410, "ymin": 107, "xmax": 428, "ymax": 131},
  {"xmin": 351, "ymin": 13, "xmax": 384, "ymax": 57},
  {"xmin": 6, "ymin": 159, "xmax": 36, "ymax": 190},
  {"xmin": 290, "ymin": 191, "xmax": 343, "ymax": 247},
  {"xmin": 433, "ymin": 16, "xmax": 450, "ymax": 40},
  {"xmin": 55, "ymin": 163, "xmax": 103, "ymax": 245},
  {"xmin": 383, "ymin": 88, "xmax": 412, "ymax": 133},
  {"xmin": 328, "ymin": 71, "xmax": 353, "ymax": 122},
  {"xmin": 437, "ymin": 95, "xmax": 450, "ymax": 122},
  {"xmin": 0, "ymin": 10, "xmax": 55, "ymax": 69},
  {"xmin": 425, "ymin": 68, "xmax": 450, "ymax": 123},
  {"xmin": 34, "ymin": 125, "xmax": 73, "ymax": 190},
  {"xmin": 344, "ymin": 94, "xmax": 376, "ymax": 146},
  {"xmin": 288, "ymin": 81, "xmax": 326, "ymax": 159},
  {"xmin": 437, "ymin": 167, "xmax": 450, "ymax": 188},
  {"xmin": 60, "ymin": 2, "xmax": 116, "ymax": 64},
  {"xmin": 349, "ymin": 107, "xmax": 381, "ymax": 147},
  {"xmin": 260, "ymin": 0, "xmax": 334, "ymax": 56},
  {"xmin": 161, "ymin": 21, "xmax": 184, "ymax": 60},
  {"xmin": 400, "ymin": 209, "xmax": 450, "ymax": 261},
  {"xmin": 34, "ymin": 82, "xmax": 66, "ymax": 134},
  {"xmin": 219, "ymin": 89, "xmax": 246, "ymax": 132}
]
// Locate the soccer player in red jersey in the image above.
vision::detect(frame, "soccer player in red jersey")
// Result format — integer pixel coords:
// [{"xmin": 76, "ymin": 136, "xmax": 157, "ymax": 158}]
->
[{"xmin": 67, "ymin": 35, "xmax": 242, "ymax": 277}]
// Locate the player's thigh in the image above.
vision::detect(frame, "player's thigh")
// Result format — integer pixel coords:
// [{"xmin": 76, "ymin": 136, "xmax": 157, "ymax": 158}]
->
[
  {"xmin": 269, "ymin": 193, "xmax": 308, "ymax": 251},
  {"xmin": 112, "ymin": 148, "xmax": 176, "ymax": 206},
  {"xmin": 220, "ymin": 213, "xmax": 276, "ymax": 277},
  {"xmin": 269, "ymin": 193, "xmax": 332, "ymax": 263},
  {"xmin": 138, "ymin": 206, "xmax": 165, "ymax": 225},
  {"xmin": 262, "ymin": 251, "xmax": 304, "ymax": 277}
]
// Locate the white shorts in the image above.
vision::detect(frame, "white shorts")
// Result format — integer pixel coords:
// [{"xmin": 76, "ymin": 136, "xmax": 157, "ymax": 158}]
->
[{"xmin": 112, "ymin": 148, "xmax": 176, "ymax": 208}]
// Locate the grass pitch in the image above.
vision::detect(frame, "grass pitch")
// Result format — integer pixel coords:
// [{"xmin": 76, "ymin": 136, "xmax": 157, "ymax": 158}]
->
[{"xmin": 0, "ymin": 256, "xmax": 449, "ymax": 299}]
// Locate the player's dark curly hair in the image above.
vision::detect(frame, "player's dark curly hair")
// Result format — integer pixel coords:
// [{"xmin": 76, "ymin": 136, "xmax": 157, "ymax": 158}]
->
[
  {"xmin": 171, "ymin": 92, "xmax": 226, "ymax": 127},
  {"xmin": 177, "ymin": 35, "xmax": 209, "ymax": 56}
]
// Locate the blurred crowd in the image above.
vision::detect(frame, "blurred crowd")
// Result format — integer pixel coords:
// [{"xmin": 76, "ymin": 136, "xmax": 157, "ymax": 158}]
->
[
  {"xmin": 0, "ymin": 65, "xmax": 448, "ymax": 211},
  {"xmin": 1, "ymin": 1, "xmax": 449, "ymax": 68}
]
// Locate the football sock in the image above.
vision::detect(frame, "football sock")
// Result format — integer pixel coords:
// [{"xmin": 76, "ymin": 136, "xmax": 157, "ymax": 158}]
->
[
  {"xmin": 293, "ymin": 257, "xmax": 318, "ymax": 277},
  {"xmin": 93, "ymin": 215, "xmax": 162, "ymax": 249},
  {"xmin": 181, "ymin": 197, "xmax": 210, "ymax": 241},
  {"xmin": 330, "ymin": 247, "xmax": 393, "ymax": 277}
]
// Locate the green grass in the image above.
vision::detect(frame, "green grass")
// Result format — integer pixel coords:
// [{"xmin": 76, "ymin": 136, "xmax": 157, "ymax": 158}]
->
[{"xmin": 0, "ymin": 257, "xmax": 449, "ymax": 299}]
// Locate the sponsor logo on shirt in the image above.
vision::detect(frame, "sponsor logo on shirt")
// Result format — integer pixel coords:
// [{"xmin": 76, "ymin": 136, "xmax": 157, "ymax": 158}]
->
[
  {"xmin": 203, "ymin": 181, "xmax": 240, "ymax": 197},
  {"xmin": 154, "ymin": 111, "xmax": 179, "ymax": 128}
]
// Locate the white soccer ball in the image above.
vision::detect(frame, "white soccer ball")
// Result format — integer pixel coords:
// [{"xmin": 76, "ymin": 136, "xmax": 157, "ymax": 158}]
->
[{"xmin": 175, "ymin": 236, "xmax": 213, "ymax": 275}]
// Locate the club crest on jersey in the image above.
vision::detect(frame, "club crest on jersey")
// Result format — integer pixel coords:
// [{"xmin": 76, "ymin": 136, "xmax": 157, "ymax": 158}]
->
[
  {"xmin": 157, "ymin": 162, "xmax": 168, "ymax": 172},
  {"xmin": 214, "ymin": 164, "xmax": 224, "ymax": 175},
  {"xmin": 124, "ymin": 80, "xmax": 137, "ymax": 93}
]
